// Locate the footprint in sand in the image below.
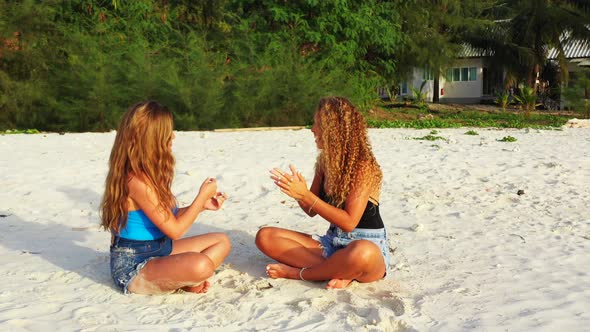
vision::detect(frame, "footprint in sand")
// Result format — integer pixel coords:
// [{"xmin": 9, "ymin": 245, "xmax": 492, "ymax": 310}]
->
[
  {"xmin": 336, "ymin": 290, "xmax": 353, "ymax": 302},
  {"xmin": 380, "ymin": 294, "xmax": 406, "ymax": 316}
]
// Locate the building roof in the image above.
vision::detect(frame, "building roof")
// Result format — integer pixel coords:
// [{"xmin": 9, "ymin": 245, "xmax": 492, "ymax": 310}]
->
[
  {"xmin": 460, "ymin": 40, "xmax": 590, "ymax": 60},
  {"xmin": 547, "ymin": 39, "xmax": 590, "ymax": 59},
  {"xmin": 458, "ymin": 44, "xmax": 494, "ymax": 58}
]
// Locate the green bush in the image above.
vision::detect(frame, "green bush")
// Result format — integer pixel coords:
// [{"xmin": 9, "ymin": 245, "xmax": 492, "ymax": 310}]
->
[
  {"xmin": 498, "ymin": 136, "xmax": 517, "ymax": 142},
  {"xmin": 494, "ymin": 91, "xmax": 510, "ymax": 110},
  {"xmin": 513, "ymin": 87, "xmax": 540, "ymax": 115},
  {"xmin": 221, "ymin": 35, "xmax": 379, "ymax": 128}
]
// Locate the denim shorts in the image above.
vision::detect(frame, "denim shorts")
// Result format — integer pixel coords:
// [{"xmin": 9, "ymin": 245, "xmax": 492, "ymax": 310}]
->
[
  {"xmin": 313, "ymin": 225, "xmax": 392, "ymax": 271},
  {"xmin": 110, "ymin": 236, "xmax": 173, "ymax": 294}
]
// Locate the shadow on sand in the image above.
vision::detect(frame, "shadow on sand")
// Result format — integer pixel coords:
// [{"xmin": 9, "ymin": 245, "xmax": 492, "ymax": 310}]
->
[{"xmin": 0, "ymin": 185, "xmax": 266, "ymax": 292}]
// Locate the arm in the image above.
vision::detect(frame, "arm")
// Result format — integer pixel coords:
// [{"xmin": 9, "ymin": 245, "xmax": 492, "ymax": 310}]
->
[
  {"xmin": 128, "ymin": 176, "xmax": 219, "ymax": 240},
  {"xmin": 295, "ymin": 169, "xmax": 323, "ymax": 217},
  {"xmin": 271, "ymin": 166, "xmax": 322, "ymax": 217},
  {"xmin": 297, "ymin": 181, "xmax": 370, "ymax": 232},
  {"xmin": 177, "ymin": 189, "xmax": 227, "ymax": 217},
  {"xmin": 272, "ymin": 165, "xmax": 370, "ymax": 232}
]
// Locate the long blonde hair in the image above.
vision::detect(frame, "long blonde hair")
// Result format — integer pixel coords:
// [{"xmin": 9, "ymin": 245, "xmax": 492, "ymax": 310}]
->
[
  {"xmin": 100, "ymin": 101, "xmax": 176, "ymax": 233},
  {"xmin": 315, "ymin": 97, "xmax": 382, "ymax": 207}
]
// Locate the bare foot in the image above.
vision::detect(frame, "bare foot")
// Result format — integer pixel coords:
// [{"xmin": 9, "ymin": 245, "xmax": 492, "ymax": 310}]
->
[
  {"xmin": 266, "ymin": 264, "xmax": 300, "ymax": 280},
  {"xmin": 326, "ymin": 278, "xmax": 353, "ymax": 289},
  {"xmin": 182, "ymin": 280, "xmax": 211, "ymax": 293}
]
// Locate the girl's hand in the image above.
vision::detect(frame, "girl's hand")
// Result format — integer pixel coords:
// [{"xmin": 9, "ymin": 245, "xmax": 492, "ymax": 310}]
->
[
  {"xmin": 198, "ymin": 177, "xmax": 218, "ymax": 198},
  {"xmin": 203, "ymin": 192, "xmax": 228, "ymax": 211},
  {"xmin": 270, "ymin": 164, "xmax": 308, "ymax": 200}
]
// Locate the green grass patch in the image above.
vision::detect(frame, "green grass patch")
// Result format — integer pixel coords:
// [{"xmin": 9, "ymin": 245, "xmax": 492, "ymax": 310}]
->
[
  {"xmin": 498, "ymin": 136, "xmax": 517, "ymax": 142},
  {"xmin": 464, "ymin": 130, "xmax": 479, "ymax": 135},
  {"xmin": 1, "ymin": 129, "xmax": 40, "ymax": 134},
  {"xmin": 414, "ymin": 134, "xmax": 449, "ymax": 142},
  {"xmin": 366, "ymin": 108, "xmax": 570, "ymax": 129}
]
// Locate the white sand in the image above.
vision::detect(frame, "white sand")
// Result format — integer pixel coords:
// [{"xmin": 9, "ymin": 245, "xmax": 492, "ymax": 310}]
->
[{"xmin": 0, "ymin": 126, "xmax": 589, "ymax": 331}]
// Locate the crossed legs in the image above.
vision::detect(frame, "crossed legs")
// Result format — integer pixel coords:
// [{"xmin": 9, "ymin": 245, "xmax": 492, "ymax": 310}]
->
[
  {"xmin": 255, "ymin": 227, "xmax": 385, "ymax": 289},
  {"xmin": 126, "ymin": 225, "xmax": 384, "ymax": 293},
  {"xmin": 127, "ymin": 232, "xmax": 231, "ymax": 295}
]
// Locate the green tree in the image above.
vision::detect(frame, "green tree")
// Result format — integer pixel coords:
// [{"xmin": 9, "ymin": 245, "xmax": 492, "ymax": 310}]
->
[
  {"xmin": 393, "ymin": 0, "xmax": 497, "ymax": 102},
  {"xmin": 466, "ymin": 0, "xmax": 590, "ymax": 91},
  {"xmin": 0, "ymin": 0, "xmax": 62, "ymax": 130},
  {"xmin": 563, "ymin": 69, "xmax": 590, "ymax": 118},
  {"xmin": 228, "ymin": 0, "xmax": 401, "ymax": 81}
]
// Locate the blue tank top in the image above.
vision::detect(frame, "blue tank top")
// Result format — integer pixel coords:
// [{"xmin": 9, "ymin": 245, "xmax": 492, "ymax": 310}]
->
[{"xmin": 117, "ymin": 207, "xmax": 178, "ymax": 240}]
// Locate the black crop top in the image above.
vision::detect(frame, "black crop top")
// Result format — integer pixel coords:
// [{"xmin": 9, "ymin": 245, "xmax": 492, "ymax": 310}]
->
[{"xmin": 319, "ymin": 184, "xmax": 384, "ymax": 229}]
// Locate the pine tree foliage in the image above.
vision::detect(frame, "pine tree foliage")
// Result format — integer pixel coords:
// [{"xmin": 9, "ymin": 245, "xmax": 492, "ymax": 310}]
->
[{"xmin": 1, "ymin": 1, "xmax": 588, "ymax": 131}]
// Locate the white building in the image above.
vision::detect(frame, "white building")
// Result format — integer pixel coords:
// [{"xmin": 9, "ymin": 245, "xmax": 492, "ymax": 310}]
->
[{"xmin": 398, "ymin": 41, "xmax": 589, "ymax": 104}]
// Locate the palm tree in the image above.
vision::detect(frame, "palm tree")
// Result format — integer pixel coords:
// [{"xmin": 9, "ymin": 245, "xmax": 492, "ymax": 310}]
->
[{"xmin": 466, "ymin": 0, "xmax": 590, "ymax": 91}]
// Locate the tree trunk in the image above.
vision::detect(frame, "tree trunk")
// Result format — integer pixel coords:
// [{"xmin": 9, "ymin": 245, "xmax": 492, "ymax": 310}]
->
[
  {"xmin": 433, "ymin": 78, "xmax": 440, "ymax": 103},
  {"xmin": 532, "ymin": 63, "xmax": 540, "ymax": 94}
]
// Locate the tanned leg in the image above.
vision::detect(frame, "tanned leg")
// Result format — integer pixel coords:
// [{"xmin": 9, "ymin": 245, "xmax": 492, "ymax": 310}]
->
[
  {"xmin": 127, "ymin": 251, "xmax": 215, "ymax": 294},
  {"xmin": 173, "ymin": 232, "xmax": 232, "ymax": 268},
  {"xmin": 256, "ymin": 227, "xmax": 325, "ymax": 268},
  {"xmin": 265, "ymin": 240, "xmax": 386, "ymax": 289},
  {"xmin": 173, "ymin": 232, "xmax": 231, "ymax": 293},
  {"xmin": 127, "ymin": 233, "xmax": 231, "ymax": 295}
]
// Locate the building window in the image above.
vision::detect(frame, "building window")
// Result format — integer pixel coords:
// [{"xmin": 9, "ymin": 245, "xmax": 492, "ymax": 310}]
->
[
  {"xmin": 461, "ymin": 68, "xmax": 469, "ymax": 81},
  {"xmin": 469, "ymin": 67, "xmax": 477, "ymax": 81},
  {"xmin": 448, "ymin": 67, "xmax": 478, "ymax": 82},
  {"xmin": 401, "ymin": 82, "xmax": 408, "ymax": 94},
  {"xmin": 453, "ymin": 68, "xmax": 460, "ymax": 82},
  {"xmin": 423, "ymin": 66, "xmax": 434, "ymax": 81}
]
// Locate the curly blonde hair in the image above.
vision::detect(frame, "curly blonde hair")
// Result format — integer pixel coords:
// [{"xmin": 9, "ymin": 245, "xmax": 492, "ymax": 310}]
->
[
  {"xmin": 315, "ymin": 97, "xmax": 382, "ymax": 207},
  {"xmin": 100, "ymin": 101, "xmax": 176, "ymax": 233}
]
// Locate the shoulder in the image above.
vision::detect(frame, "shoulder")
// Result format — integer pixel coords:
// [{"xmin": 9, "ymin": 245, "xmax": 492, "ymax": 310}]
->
[
  {"xmin": 357, "ymin": 159, "xmax": 382, "ymax": 178},
  {"xmin": 353, "ymin": 160, "xmax": 381, "ymax": 193},
  {"xmin": 127, "ymin": 173, "xmax": 154, "ymax": 196}
]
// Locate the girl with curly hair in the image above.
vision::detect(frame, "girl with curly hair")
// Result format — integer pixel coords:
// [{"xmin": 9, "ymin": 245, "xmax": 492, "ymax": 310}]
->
[
  {"xmin": 100, "ymin": 101, "xmax": 231, "ymax": 294},
  {"xmin": 256, "ymin": 96, "xmax": 390, "ymax": 288}
]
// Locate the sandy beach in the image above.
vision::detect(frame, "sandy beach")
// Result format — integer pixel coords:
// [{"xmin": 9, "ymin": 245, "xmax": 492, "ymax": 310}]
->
[{"xmin": 0, "ymin": 126, "xmax": 589, "ymax": 331}]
